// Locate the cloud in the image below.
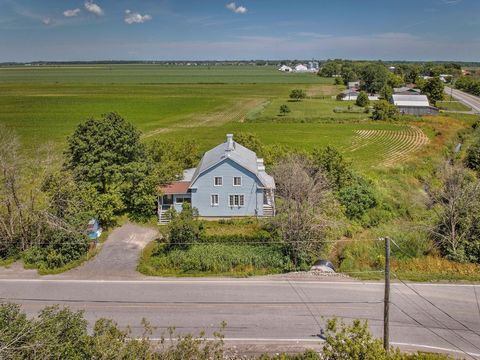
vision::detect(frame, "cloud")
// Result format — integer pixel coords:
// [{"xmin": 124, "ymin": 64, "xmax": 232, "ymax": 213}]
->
[
  {"xmin": 124, "ymin": 10, "xmax": 152, "ymax": 24},
  {"xmin": 42, "ymin": 17, "xmax": 53, "ymax": 25},
  {"xmin": 226, "ymin": 2, "xmax": 247, "ymax": 14},
  {"xmin": 84, "ymin": 1, "xmax": 103, "ymax": 16},
  {"xmin": 441, "ymin": 0, "xmax": 462, "ymax": 4},
  {"xmin": 63, "ymin": 8, "xmax": 81, "ymax": 17}
]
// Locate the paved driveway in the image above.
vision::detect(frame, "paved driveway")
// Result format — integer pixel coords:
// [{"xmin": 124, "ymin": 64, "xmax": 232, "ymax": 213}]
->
[{"xmin": 60, "ymin": 223, "xmax": 159, "ymax": 279}]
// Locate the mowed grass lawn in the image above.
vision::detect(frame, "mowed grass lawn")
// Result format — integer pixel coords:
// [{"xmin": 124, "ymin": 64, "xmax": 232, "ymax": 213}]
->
[{"xmin": 253, "ymin": 98, "xmax": 369, "ymax": 122}]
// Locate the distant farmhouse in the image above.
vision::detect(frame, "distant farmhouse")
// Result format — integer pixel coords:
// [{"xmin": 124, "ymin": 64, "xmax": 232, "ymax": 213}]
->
[
  {"xmin": 340, "ymin": 80, "xmax": 379, "ymax": 101},
  {"xmin": 158, "ymin": 134, "xmax": 276, "ymax": 224},
  {"xmin": 278, "ymin": 65, "xmax": 292, "ymax": 72},
  {"xmin": 279, "ymin": 62, "xmax": 319, "ymax": 73},
  {"xmin": 391, "ymin": 94, "xmax": 439, "ymax": 116}
]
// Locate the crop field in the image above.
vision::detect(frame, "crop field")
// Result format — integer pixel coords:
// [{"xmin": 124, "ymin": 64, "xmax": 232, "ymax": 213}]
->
[
  {"xmin": 0, "ymin": 64, "xmax": 331, "ymax": 84},
  {"xmin": 0, "ymin": 64, "xmax": 441, "ymax": 168}
]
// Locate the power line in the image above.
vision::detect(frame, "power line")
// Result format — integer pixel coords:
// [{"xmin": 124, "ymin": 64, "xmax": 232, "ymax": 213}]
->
[
  {"xmin": 392, "ymin": 278, "xmax": 480, "ymax": 354},
  {"xmin": 8, "ymin": 238, "xmax": 387, "ymax": 246},
  {"xmin": 474, "ymin": 284, "xmax": 480, "ymax": 324},
  {"xmin": 285, "ymin": 278, "xmax": 324, "ymax": 336},
  {"xmin": 394, "ymin": 274, "xmax": 480, "ymax": 338},
  {"xmin": 0, "ymin": 297, "xmax": 383, "ymax": 305},
  {"xmin": 391, "ymin": 302, "xmax": 477, "ymax": 360},
  {"xmin": 390, "ymin": 239, "xmax": 480, "ymax": 338},
  {"xmin": 393, "ymin": 273, "xmax": 480, "ymax": 338}
]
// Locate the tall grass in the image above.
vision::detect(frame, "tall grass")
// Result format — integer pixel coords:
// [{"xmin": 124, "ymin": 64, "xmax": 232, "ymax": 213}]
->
[{"xmin": 138, "ymin": 242, "xmax": 295, "ymax": 277}]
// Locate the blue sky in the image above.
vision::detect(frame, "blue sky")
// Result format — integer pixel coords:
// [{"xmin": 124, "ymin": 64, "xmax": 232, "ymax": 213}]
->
[{"xmin": 0, "ymin": 0, "xmax": 479, "ymax": 62}]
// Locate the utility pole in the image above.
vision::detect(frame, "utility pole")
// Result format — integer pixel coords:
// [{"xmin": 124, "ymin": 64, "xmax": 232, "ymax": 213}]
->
[{"xmin": 383, "ymin": 236, "xmax": 391, "ymax": 352}]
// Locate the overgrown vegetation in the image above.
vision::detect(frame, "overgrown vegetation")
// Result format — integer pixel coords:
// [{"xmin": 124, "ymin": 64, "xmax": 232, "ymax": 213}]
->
[
  {"xmin": 455, "ymin": 75, "xmax": 480, "ymax": 96},
  {"xmin": 0, "ymin": 125, "xmax": 91, "ymax": 270}
]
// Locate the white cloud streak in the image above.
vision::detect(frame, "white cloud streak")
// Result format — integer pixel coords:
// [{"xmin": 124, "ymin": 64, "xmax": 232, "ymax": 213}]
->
[
  {"xmin": 226, "ymin": 2, "xmax": 247, "ymax": 14},
  {"xmin": 63, "ymin": 8, "xmax": 81, "ymax": 17},
  {"xmin": 84, "ymin": 1, "xmax": 103, "ymax": 16},
  {"xmin": 41, "ymin": 17, "xmax": 53, "ymax": 25},
  {"xmin": 124, "ymin": 10, "xmax": 152, "ymax": 24}
]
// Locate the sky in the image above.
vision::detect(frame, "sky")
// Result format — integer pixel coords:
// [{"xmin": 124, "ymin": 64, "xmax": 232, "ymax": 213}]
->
[{"xmin": 0, "ymin": 0, "xmax": 479, "ymax": 62}]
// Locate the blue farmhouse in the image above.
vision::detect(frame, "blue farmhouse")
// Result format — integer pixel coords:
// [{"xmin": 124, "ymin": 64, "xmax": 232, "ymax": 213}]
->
[{"xmin": 158, "ymin": 134, "xmax": 275, "ymax": 223}]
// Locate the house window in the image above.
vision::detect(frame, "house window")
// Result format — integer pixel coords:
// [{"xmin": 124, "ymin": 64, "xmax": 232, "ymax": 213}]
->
[
  {"xmin": 229, "ymin": 194, "xmax": 245, "ymax": 207},
  {"xmin": 175, "ymin": 197, "xmax": 191, "ymax": 204},
  {"xmin": 233, "ymin": 176, "xmax": 242, "ymax": 186},
  {"xmin": 211, "ymin": 194, "xmax": 219, "ymax": 206},
  {"xmin": 214, "ymin": 177, "xmax": 223, "ymax": 186}
]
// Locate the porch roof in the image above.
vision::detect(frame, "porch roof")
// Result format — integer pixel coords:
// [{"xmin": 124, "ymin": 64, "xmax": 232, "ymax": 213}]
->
[{"xmin": 159, "ymin": 181, "xmax": 191, "ymax": 195}]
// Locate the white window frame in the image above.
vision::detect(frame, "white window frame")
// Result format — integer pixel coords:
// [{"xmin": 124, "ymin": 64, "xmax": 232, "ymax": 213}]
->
[
  {"xmin": 211, "ymin": 194, "xmax": 219, "ymax": 207},
  {"xmin": 233, "ymin": 176, "xmax": 242, "ymax": 187},
  {"xmin": 229, "ymin": 194, "xmax": 245, "ymax": 207},
  {"xmin": 214, "ymin": 176, "xmax": 223, "ymax": 187},
  {"xmin": 175, "ymin": 196, "xmax": 184, "ymax": 204}
]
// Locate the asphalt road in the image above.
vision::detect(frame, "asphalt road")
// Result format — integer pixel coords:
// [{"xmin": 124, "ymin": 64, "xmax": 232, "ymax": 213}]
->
[
  {"xmin": 1, "ymin": 279, "xmax": 479, "ymax": 358},
  {"xmin": 445, "ymin": 87, "xmax": 480, "ymax": 113}
]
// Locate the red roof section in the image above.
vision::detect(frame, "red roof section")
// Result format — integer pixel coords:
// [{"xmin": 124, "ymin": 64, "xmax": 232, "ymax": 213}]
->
[{"xmin": 159, "ymin": 181, "xmax": 190, "ymax": 195}]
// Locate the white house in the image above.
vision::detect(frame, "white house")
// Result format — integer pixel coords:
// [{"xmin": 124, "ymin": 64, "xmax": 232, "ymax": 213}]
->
[
  {"xmin": 341, "ymin": 90, "xmax": 379, "ymax": 101},
  {"xmin": 278, "ymin": 65, "xmax": 292, "ymax": 72},
  {"xmin": 158, "ymin": 134, "xmax": 276, "ymax": 223},
  {"xmin": 294, "ymin": 64, "xmax": 309, "ymax": 72}
]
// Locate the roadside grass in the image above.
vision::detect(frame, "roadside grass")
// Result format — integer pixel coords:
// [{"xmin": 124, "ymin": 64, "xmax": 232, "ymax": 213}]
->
[
  {"xmin": 348, "ymin": 256, "xmax": 480, "ymax": 282},
  {"xmin": 437, "ymin": 101, "xmax": 471, "ymax": 112},
  {"xmin": 0, "ymin": 257, "xmax": 17, "ymax": 267}
]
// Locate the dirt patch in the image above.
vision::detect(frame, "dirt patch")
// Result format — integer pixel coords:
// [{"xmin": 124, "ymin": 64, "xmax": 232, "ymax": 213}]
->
[{"xmin": 306, "ymin": 85, "xmax": 338, "ymax": 97}]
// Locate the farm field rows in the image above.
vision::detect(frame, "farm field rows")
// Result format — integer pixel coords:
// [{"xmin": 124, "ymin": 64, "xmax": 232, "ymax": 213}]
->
[{"xmin": 0, "ymin": 64, "xmax": 440, "ymax": 168}]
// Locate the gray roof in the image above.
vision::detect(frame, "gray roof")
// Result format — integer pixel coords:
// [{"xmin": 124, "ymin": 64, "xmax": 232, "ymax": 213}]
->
[
  {"xmin": 392, "ymin": 94, "xmax": 430, "ymax": 107},
  {"xmin": 189, "ymin": 135, "xmax": 275, "ymax": 189},
  {"xmin": 182, "ymin": 168, "xmax": 196, "ymax": 182}
]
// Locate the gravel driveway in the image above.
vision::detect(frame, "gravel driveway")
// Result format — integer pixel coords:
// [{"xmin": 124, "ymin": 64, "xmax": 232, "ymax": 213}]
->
[{"xmin": 59, "ymin": 223, "xmax": 159, "ymax": 279}]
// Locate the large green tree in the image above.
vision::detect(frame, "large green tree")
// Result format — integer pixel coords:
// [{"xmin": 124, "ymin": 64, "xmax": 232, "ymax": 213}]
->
[
  {"xmin": 65, "ymin": 112, "xmax": 156, "ymax": 222},
  {"xmin": 361, "ymin": 63, "xmax": 389, "ymax": 93},
  {"xmin": 421, "ymin": 77, "xmax": 444, "ymax": 105}
]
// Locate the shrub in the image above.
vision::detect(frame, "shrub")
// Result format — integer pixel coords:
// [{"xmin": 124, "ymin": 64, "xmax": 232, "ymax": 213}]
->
[
  {"xmin": 355, "ymin": 91, "xmax": 370, "ymax": 107},
  {"xmin": 279, "ymin": 104, "xmax": 291, "ymax": 116},
  {"xmin": 337, "ymin": 177, "xmax": 378, "ymax": 221},
  {"xmin": 22, "ymin": 227, "xmax": 89, "ymax": 270},
  {"xmin": 372, "ymin": 100, "xmax": 399, "ymax": 120},
  {"xmin": 465, "ymin": 137, "xmax": 480, "ymax": 173},
  {"xmin": 167, "ymin": 203, "xmax": 205, "ymax": 250},
  {"xmin": 289, "ymin": 89, "xmax": 306, "ymax": 101}
]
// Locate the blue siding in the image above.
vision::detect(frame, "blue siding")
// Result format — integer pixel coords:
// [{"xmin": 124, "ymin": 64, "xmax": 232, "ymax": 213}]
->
[{"xmin": 190, "ymin": 159, "xmax": 264, "ymax": 217}]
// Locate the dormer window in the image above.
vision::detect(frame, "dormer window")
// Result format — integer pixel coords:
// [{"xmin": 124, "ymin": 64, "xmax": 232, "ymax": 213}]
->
[{"xmin": 214, "ymin": 177, "xmax": 223, "ymax": 186}]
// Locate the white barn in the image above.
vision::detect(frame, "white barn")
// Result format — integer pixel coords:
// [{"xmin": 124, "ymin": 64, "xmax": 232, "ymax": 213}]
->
[{"xmin": 391, "ymin": 95, "xmax": 438, "ymax": 116}]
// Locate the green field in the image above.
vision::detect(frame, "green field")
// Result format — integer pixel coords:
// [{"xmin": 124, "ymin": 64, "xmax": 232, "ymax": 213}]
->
[
  {"xmin": 0, "ymin": 64, "xmax": 331, "ymax": 84},
  {"xmin": 0, "ymin": 64, "xmax": 434, "ymax": 168},
  {"xmin": 437, "ymin": 100, "xmax": 471, "ymax": 112}
]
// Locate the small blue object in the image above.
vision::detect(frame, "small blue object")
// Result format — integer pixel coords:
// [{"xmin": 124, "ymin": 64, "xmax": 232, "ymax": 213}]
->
[{"xmin": 86, "ymin": 219, "xmax": 102, "ymax": 240}]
